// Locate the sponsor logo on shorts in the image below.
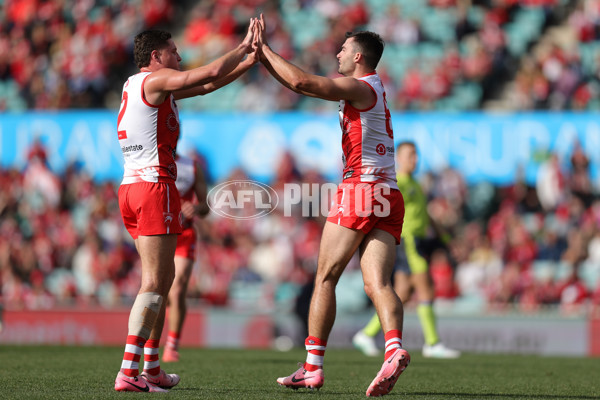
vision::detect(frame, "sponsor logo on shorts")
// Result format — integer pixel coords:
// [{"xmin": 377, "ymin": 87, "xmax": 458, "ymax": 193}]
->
[
  {"xmin": 163, "ymin": 212, "xmax": 174, "ymax": 226},
  {"xmin": 376, "ymin": 143, "xmax": 386, "ymax": 155}
]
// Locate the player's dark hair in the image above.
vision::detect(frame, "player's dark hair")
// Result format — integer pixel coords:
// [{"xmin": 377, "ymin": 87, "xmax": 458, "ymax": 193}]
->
[
  {"xmin": 396, "ymin": 140, "xmax": 416, "ymax": 152},
  {"xmin": 134, "ymin": 30, "xmax": 172, "ymax": 69},
  {"xmin": 345, "ymin": 31, "xmax": 385, "ymax": 69}
]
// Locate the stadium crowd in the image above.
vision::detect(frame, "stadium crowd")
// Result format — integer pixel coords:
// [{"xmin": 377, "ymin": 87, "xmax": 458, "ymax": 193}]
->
[
  {"xmin": 1, "ymin": 0, "xmax": 600, "ymax": 315},
  {"xmin": 1, "ymin": 0, "xmax": 600, "ymax": 111},
  {"xmin": 0, "ymin": 141, "xmax": 599, "ymax": 315}
]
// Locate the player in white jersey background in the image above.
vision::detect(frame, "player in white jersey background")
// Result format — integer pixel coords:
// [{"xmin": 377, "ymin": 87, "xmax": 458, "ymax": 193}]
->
[
  {"xmin": 254, "ymin": 15, "xmax": 409, "ymax": 397},
  {"xmin": 114, "ymin": 22, "xmax": 259, "ymax": 393},
  {"xmin": 162, "ymin": 153, "xmax": 209, "ymax": 363}
]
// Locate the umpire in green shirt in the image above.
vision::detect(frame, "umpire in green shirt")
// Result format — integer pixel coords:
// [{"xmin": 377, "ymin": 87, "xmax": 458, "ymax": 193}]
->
[{"xmin": 353, "ymin": 141, "xmax": 461, "ymax": 358}]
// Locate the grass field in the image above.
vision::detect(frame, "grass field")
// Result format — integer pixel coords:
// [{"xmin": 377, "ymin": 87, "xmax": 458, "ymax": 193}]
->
[{"xmin": 0, "ymin": 346, "xmax": 598, "ymax": 399}]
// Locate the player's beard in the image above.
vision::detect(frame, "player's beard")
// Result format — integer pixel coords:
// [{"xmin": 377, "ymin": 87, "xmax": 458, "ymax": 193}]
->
[{"xmin": 338, "ymin": 58, "xmax": 353, "ymax": 76}]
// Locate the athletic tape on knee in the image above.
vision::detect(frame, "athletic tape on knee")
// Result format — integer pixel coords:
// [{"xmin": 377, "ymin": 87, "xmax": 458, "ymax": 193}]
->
[{"xmin": 128, "ymin": 292, "xmax": 163, "ymax": 339}]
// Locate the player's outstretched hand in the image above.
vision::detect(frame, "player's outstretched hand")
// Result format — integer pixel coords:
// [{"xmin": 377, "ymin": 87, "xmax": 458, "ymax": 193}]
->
[
  {"xmin": 245, "ymin": 18, "xmax": 261, "ymax": 65},
  {"xmin": 257, "ymin": 13, "xmax": 268, "ymax": 51},
  {"xmin": 241, "ymin": 18, "xmax": 256, "ymax": 53}
]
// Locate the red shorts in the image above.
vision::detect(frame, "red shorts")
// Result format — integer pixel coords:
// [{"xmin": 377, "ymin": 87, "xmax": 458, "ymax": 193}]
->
[
  {"xmin": 118, "ymin": 181, "xmax": 182, "ymax": 239},
  {"xmin": 175, "ymin": 227, "xmax": 197, "ymax": 260},
  {"xmin": 326, "ymin": 182, "xmax": 404, "ymax": 244}
]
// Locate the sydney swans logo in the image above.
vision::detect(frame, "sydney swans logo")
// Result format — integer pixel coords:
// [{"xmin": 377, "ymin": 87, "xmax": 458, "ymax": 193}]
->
[{"xmin": 207, "ymin": 180, "xmax": 279, "ymax": 220}]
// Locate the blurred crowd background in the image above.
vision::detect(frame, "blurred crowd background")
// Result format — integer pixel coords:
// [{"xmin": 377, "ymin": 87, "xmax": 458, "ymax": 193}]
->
[
  {"xmin": 3, "ymin": 0, "xmax": 600, "ymax": 112},
  {"xmin": 1, "ymin": 0, "xmax": 600, "ymax": 316}
]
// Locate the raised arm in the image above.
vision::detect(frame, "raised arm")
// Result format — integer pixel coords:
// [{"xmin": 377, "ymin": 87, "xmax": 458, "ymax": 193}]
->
[
  {"xmin": 257, "ymin": 14, "xmax": 372, "ymax": 103},
  {"xmin": 174, "ymin": 32, "xmax": 260, "ymax": 99},
  {"xmin": 261, "ymin": 48, "xmax": 366, "ymax": 101},
  {"xmin": 145, "ymin": 19, "xmax": 256, "ymax": 104}
]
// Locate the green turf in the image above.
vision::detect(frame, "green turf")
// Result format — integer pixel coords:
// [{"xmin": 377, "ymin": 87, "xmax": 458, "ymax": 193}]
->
[{"xmin": 0, "ymin": 346, "xmax": 598, "ymax": 399}]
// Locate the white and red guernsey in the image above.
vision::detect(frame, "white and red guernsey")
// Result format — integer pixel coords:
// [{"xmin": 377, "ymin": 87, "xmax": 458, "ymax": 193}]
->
[
  {"xmin": 338, "ymin": 72, "xmax": 397, "ymax": 188},
  {"xmin": 117, "ymin": 72, "xmax": 180, "ymax": 185}
]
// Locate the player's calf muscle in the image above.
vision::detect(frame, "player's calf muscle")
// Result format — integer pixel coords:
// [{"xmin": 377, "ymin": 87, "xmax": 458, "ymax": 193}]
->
[{"xmin": 128, "ymin": 292, "xmax": 163, "ymax": 338}]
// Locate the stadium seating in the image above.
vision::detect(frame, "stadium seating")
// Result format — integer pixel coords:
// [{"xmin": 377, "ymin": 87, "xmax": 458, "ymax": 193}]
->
[
  {"xmin": 1, "ymin": 1, "xmax": 598, "ymax": 112},
  {"xmin": 1, "ymin": 1, "xmax": 599, "ymax": 316},
  {"xmin": 504, "ymin": 7, "xmax": 546, "ymax": 56},
  {"xmin": 579, "ymin": 260, "xmax": 600, "ymax": 291}
]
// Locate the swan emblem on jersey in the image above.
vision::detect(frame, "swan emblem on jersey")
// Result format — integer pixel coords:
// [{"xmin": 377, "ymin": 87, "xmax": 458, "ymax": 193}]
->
[{"xmin": 166, "ymin": 113, "xmax": 179, "ymax": 132}]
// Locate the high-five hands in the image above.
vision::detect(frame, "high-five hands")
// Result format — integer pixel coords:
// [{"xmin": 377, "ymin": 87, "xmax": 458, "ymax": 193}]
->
[
  {"xmin": 241, "ymin": 18, "xmax": 258, "ymax": 53},
  {"xmin": 256, "ymin": 14, "xmax": 267, "ymax": 51},
  {"xmin": 241, "ymin": 14, "xmax": 269, "ymax": 66}
]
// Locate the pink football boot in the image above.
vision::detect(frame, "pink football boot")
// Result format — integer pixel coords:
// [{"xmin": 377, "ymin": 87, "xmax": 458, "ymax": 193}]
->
[
  {"xmin": 115, "ymin": 371, "xmax": 168, "ymax": 393},
  {"xmin": 141, "ymin": 369, "xmax": 180, "ymax": 389},
  {"xmin": 277, "ymin": 363, "xmax": 324, "ymax": 390},
  {"xmin": 366, "ymin": 348, "xmax": 410, "ymax": 397}
]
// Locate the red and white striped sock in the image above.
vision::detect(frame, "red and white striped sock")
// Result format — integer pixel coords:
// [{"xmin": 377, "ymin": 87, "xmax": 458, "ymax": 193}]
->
[
  {"xmin": 384, "ymin": 329, "xmax": 403, "ymax": 360},
  {"xmin": 143, "ymin": 339, "xmax": 161, "ymax": 377},
  {"xmin": 304, "ymin": 336, "xmax": 326, "ymax": 372},
  {"xmin": 120, "ymin": 335, "xmax": 146, "ymax": 378},
  {"xmin": 166, "ymin": 331, "xmax": 179, "ymax": 351}
]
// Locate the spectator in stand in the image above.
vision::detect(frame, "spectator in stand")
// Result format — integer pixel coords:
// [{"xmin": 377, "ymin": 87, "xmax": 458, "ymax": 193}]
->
[
  {"xmin": 455, "ymin": 229, "xmax": 503, "ymax": 302},
  {"xmin": 3, "ymin": 0, "xmax": 599, "ymax": 112},
  {"xmin": 488, "ymin": 261, "xmax": 524, "ymax": 310},
  {"xmin": 429, "ymin": 250, "xmax": 459, "ymax": 300},
  {"xmin": 569, "ymin": 142, "xmax": 593, "ymax": 207},
  {"xmin": 537, "ymin": 228, "xmax": 567, "ymax": 261},
  {"xmin": 536, "ymin": 153, "xmax": 566, "ymax": 211},
  {"xmin": 462, "ymin": 37, "xmax": 493, "ymax": 82},
  {"xmin": 1, "ymin": 139, "xmax": 599, "ymax": 317},
  {"xmin": 429, "ymin": 0, "xmax": 457, "ymax": 7},
  {"xmin": 568, "ymin": 0, "xmax": 598, "ymax": 43},
  {"xmin": 369, "ymin": 4, "xmax": 421, "ymax": 46},
  {"xmin": 558, "ymin": 267, "xmax": 589, "ymax": 314}
]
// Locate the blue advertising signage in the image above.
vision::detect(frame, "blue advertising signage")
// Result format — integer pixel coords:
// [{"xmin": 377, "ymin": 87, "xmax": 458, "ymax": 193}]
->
[{"xmin": 1, "ymin": 111, "xmax": 598, "ymax": 186}]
